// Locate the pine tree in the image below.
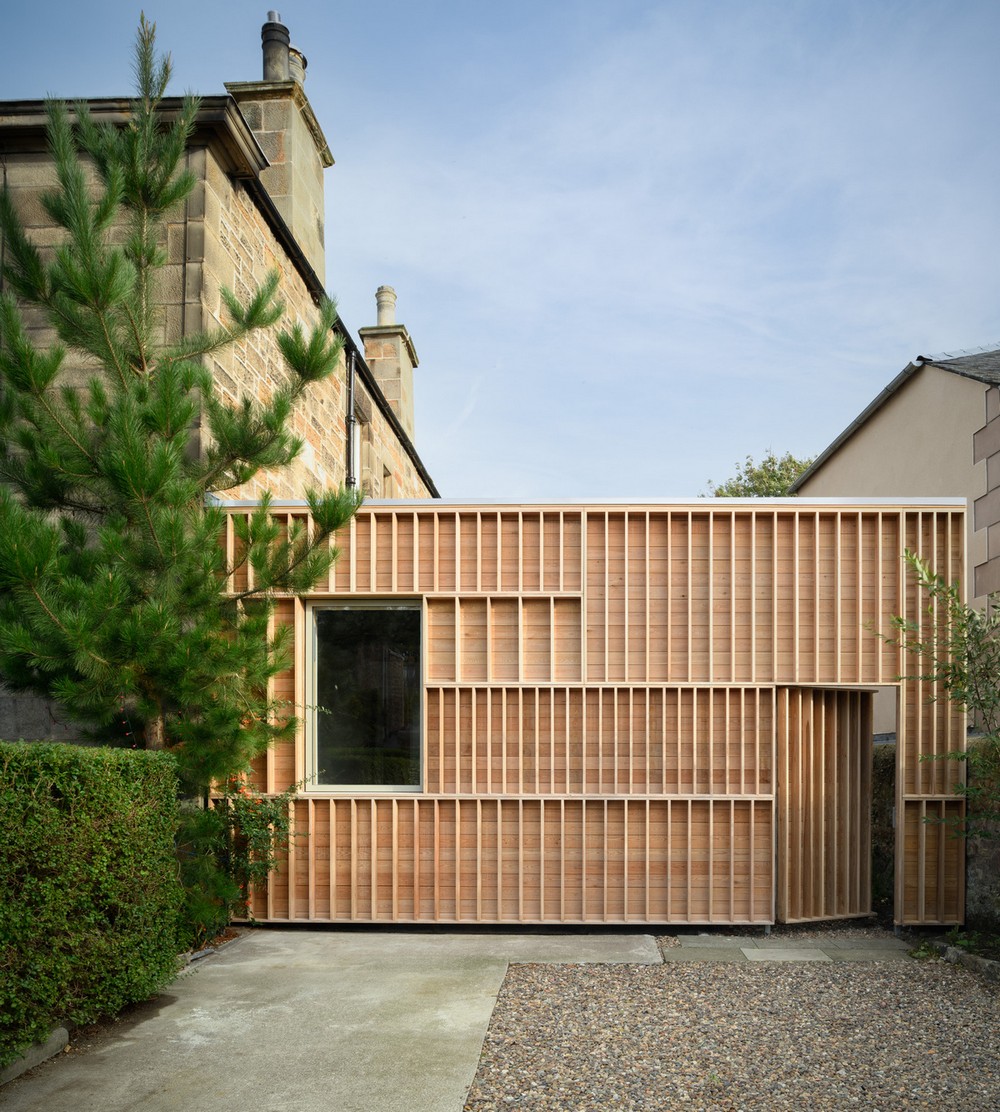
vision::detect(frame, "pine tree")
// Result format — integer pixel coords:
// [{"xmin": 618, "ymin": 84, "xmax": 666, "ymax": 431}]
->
[{"xmin": 0, "ymin": 18, "xmax": 360, "ymax": 790}]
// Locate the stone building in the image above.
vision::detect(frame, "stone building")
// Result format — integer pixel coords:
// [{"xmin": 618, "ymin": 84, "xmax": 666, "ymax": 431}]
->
[
  {"xmin": 0, "ymin": 12, "xmax": 437, "ymax": 504},
  {"xmin": 0, "ymin": 13, "xmax": 438, "ymax": 739}
]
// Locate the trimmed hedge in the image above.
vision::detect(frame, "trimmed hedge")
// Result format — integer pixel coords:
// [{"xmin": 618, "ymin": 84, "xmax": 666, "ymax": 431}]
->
[
  {"xmin": 964, "ymin": 736, "xmax": 1000, "ymax": 931},
  {"xmin": 0, "ymin": 742, "xmax": 183, "ymax": 1069}
]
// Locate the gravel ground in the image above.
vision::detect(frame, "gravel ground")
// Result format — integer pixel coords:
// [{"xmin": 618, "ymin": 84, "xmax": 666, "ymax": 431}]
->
[{"xmin": 464, "ymin": 941, "xmax": 1000, "ymax": 1111}]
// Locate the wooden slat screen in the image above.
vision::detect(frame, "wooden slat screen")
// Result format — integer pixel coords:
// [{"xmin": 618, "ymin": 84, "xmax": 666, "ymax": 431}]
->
[
  {"xmin": 423, "ymin": 686, "xmax": 772, "ymax": 796},
  {"xmin": 223, "ymin": 502, "xmax": 965, "ymax": 927},
  {"xmin": 263, "ymin": 796, "xmax": 773, "ymax": 925}
]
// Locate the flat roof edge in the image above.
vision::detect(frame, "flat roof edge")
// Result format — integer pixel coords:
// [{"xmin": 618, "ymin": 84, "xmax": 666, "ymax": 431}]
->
[{"xmin": 212, "ymin": 496, "xmax": 968, "ymax": 508}]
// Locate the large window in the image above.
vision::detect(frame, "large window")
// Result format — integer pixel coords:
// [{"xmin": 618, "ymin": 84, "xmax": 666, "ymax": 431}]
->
[{"xmin": 310, "ymin": 604, "xmax": 421, "ymax": 789}]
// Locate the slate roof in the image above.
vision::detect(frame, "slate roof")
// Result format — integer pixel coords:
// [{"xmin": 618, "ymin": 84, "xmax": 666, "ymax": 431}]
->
[
  {"xmin": 790, "ymin": 347, "xmax": 1000, "ymax": 492},
  {"xmin": 920, "ymin": 348, "xmax": 1000, "ymax": 387}
]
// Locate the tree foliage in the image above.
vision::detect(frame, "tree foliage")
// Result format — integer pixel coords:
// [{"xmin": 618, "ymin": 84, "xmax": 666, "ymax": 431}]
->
[
  {"xmin": 706, "ymin": 450, "xmax": 813, "ymax": 497},
  {"xmin": 0, "ymin": 18, "xmax": 360, "ymax": 790},
  {"xmin": 881, "ymin": 551, "xmax": 1000, "ymax": 841}
]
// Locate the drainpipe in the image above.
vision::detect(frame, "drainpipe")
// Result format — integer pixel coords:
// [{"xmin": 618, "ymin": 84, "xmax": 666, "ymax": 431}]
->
[
  {"xmin": 346, "ymin": 349, "xmax": 357, "ymax": 488},
  {"xmin": 0, "ymin": 161, "xmax": 6, "ymax": 293}
]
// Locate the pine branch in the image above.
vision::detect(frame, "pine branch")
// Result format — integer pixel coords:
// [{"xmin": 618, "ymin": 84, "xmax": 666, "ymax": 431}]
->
[{"xmin": 0, "ymin": 18, "xmax": 359, "ymax": 790}]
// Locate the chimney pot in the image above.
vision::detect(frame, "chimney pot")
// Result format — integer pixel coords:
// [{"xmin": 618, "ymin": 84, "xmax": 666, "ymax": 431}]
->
[
  {"xmin": 376, "ymin": 286, "xmax": 398, "ymax": 327},
  {"xmin": 261, "ymin": 13, "xmax": 291, "ymax": 82},
  {"xmin": 289, "ymin": 46, "xmax": 307, "ymax": 85}
]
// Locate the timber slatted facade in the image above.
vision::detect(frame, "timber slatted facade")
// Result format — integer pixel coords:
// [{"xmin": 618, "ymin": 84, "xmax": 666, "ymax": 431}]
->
[{"xmin": 226, "ymin": 501, "xmax": 966, "ymax": 927}]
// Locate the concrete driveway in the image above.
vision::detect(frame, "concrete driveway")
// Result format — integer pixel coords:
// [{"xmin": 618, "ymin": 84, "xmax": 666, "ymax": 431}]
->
[{"xmin": 2, "ymin": 929, "xmax": 661, "ymax": 1112}]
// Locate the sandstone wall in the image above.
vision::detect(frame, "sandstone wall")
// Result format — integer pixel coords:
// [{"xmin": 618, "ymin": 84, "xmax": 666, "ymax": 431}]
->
[
  {"xmin": 2, "ymin": 138, "xmax": 433, "ymax": 502},
  {"xmin": 184, "ymin": 143, "xmax": 432, "ymax": 501}
]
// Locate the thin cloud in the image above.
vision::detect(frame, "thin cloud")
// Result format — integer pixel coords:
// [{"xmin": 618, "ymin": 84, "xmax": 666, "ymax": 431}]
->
[{"xmin": 10, "ymin": 1, "xmax": 990, "ymax": 497}]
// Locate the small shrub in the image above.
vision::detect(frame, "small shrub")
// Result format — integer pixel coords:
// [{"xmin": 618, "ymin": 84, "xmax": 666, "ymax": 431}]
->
[
  {"xmin": 175, "ymin": 805, "xmax": 239, "ymax": 952},
  {"xmin": 174, "ymin": 779, "xmax": 298, "ymax": 950},
  {"xmin": 945, "ymin": 926, "xmax": 980, "ymax": 950},
  {"xmin": 218, "ymin": 776, "xmax": 298, "ymax": 918},
  {"xmin": 0, "ymin": 742, "xmax": 182, "ymax": 1069}
]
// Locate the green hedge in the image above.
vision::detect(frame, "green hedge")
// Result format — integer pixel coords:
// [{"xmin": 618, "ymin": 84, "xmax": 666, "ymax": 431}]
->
[{"xmin": 0, "ymin": 742, "xmax": 183, "ymax": 1069}]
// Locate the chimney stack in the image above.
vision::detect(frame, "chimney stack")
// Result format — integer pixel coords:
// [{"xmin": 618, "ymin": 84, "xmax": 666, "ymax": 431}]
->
[
  {"xmin": 359, "ymin": 287, "xmax": 419, "ymax": 442},
  {"xmin": 226, "ymin": 13, "xmax": 333, "ymax": 281}
]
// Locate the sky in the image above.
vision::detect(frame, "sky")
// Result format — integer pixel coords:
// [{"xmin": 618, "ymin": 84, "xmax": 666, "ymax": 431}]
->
[{"xmin": 2, "ymin": 0, "xmax": 999, "ymax": 499}]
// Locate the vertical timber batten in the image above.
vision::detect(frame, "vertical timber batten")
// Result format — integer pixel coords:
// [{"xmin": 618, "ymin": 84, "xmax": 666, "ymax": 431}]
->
[
  {"xmin": 894, "ymin": 509, "xmax": 966, "ymax": 925},
  {"xmin": 221, "ymin": 501, "xmax": 965, "ymax": 927}
]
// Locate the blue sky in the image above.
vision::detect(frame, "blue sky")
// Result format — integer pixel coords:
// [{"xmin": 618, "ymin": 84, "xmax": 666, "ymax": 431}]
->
[{"xmin": 3, "ymin": 1, "xmax": 999, "ymax": 497}]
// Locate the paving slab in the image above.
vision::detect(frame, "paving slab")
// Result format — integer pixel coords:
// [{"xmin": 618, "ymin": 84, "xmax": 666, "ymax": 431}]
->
[
  {"xmin": 827, "ymin": 947, "xmax": 912, "ymax": 961},
  {"xmin": 441, "ymin": 931, "xmax": 662, "ymax": 964},
  {"xmin": 747, "ymin": 936, "xmax": 829, "ymax": 949},
  {"xmin": 1, "ymin": 929, "xmax": 659, "ymax": 1112},
  {"xmin": 819, "ymin": 937, "xmax": 910, "ymax": 950},
  {"xmin": 677, "ymin": 934, "xmax": 762, "ymax": 948},
  {"xmin": 741, "ymin": 947, "xmax": 832, "ymax": 962},
  {"xmin": 661, "ymin": 947, "xmax": 748, "ymax": 962}
]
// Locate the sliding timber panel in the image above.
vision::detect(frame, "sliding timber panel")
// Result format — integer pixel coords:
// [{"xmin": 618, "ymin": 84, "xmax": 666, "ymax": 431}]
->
[
  {"xmin": 776, "ymin": 687, "xmax": 873, "ymax": 922},
  {"xmin": 221, "ymin": 501, "xmax": 965, "ymax": 927}
]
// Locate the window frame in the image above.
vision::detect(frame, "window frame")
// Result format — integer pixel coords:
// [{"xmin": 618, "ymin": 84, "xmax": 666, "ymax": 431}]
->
[{"xmin": 305, "ymin": 599, "xmax": 424, "ymax": 793}]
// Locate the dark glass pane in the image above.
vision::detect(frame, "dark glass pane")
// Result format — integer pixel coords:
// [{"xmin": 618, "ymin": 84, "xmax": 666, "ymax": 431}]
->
[{"xmin": 315, "ymin": 608, "xmax": 421, "ymax": 787}]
